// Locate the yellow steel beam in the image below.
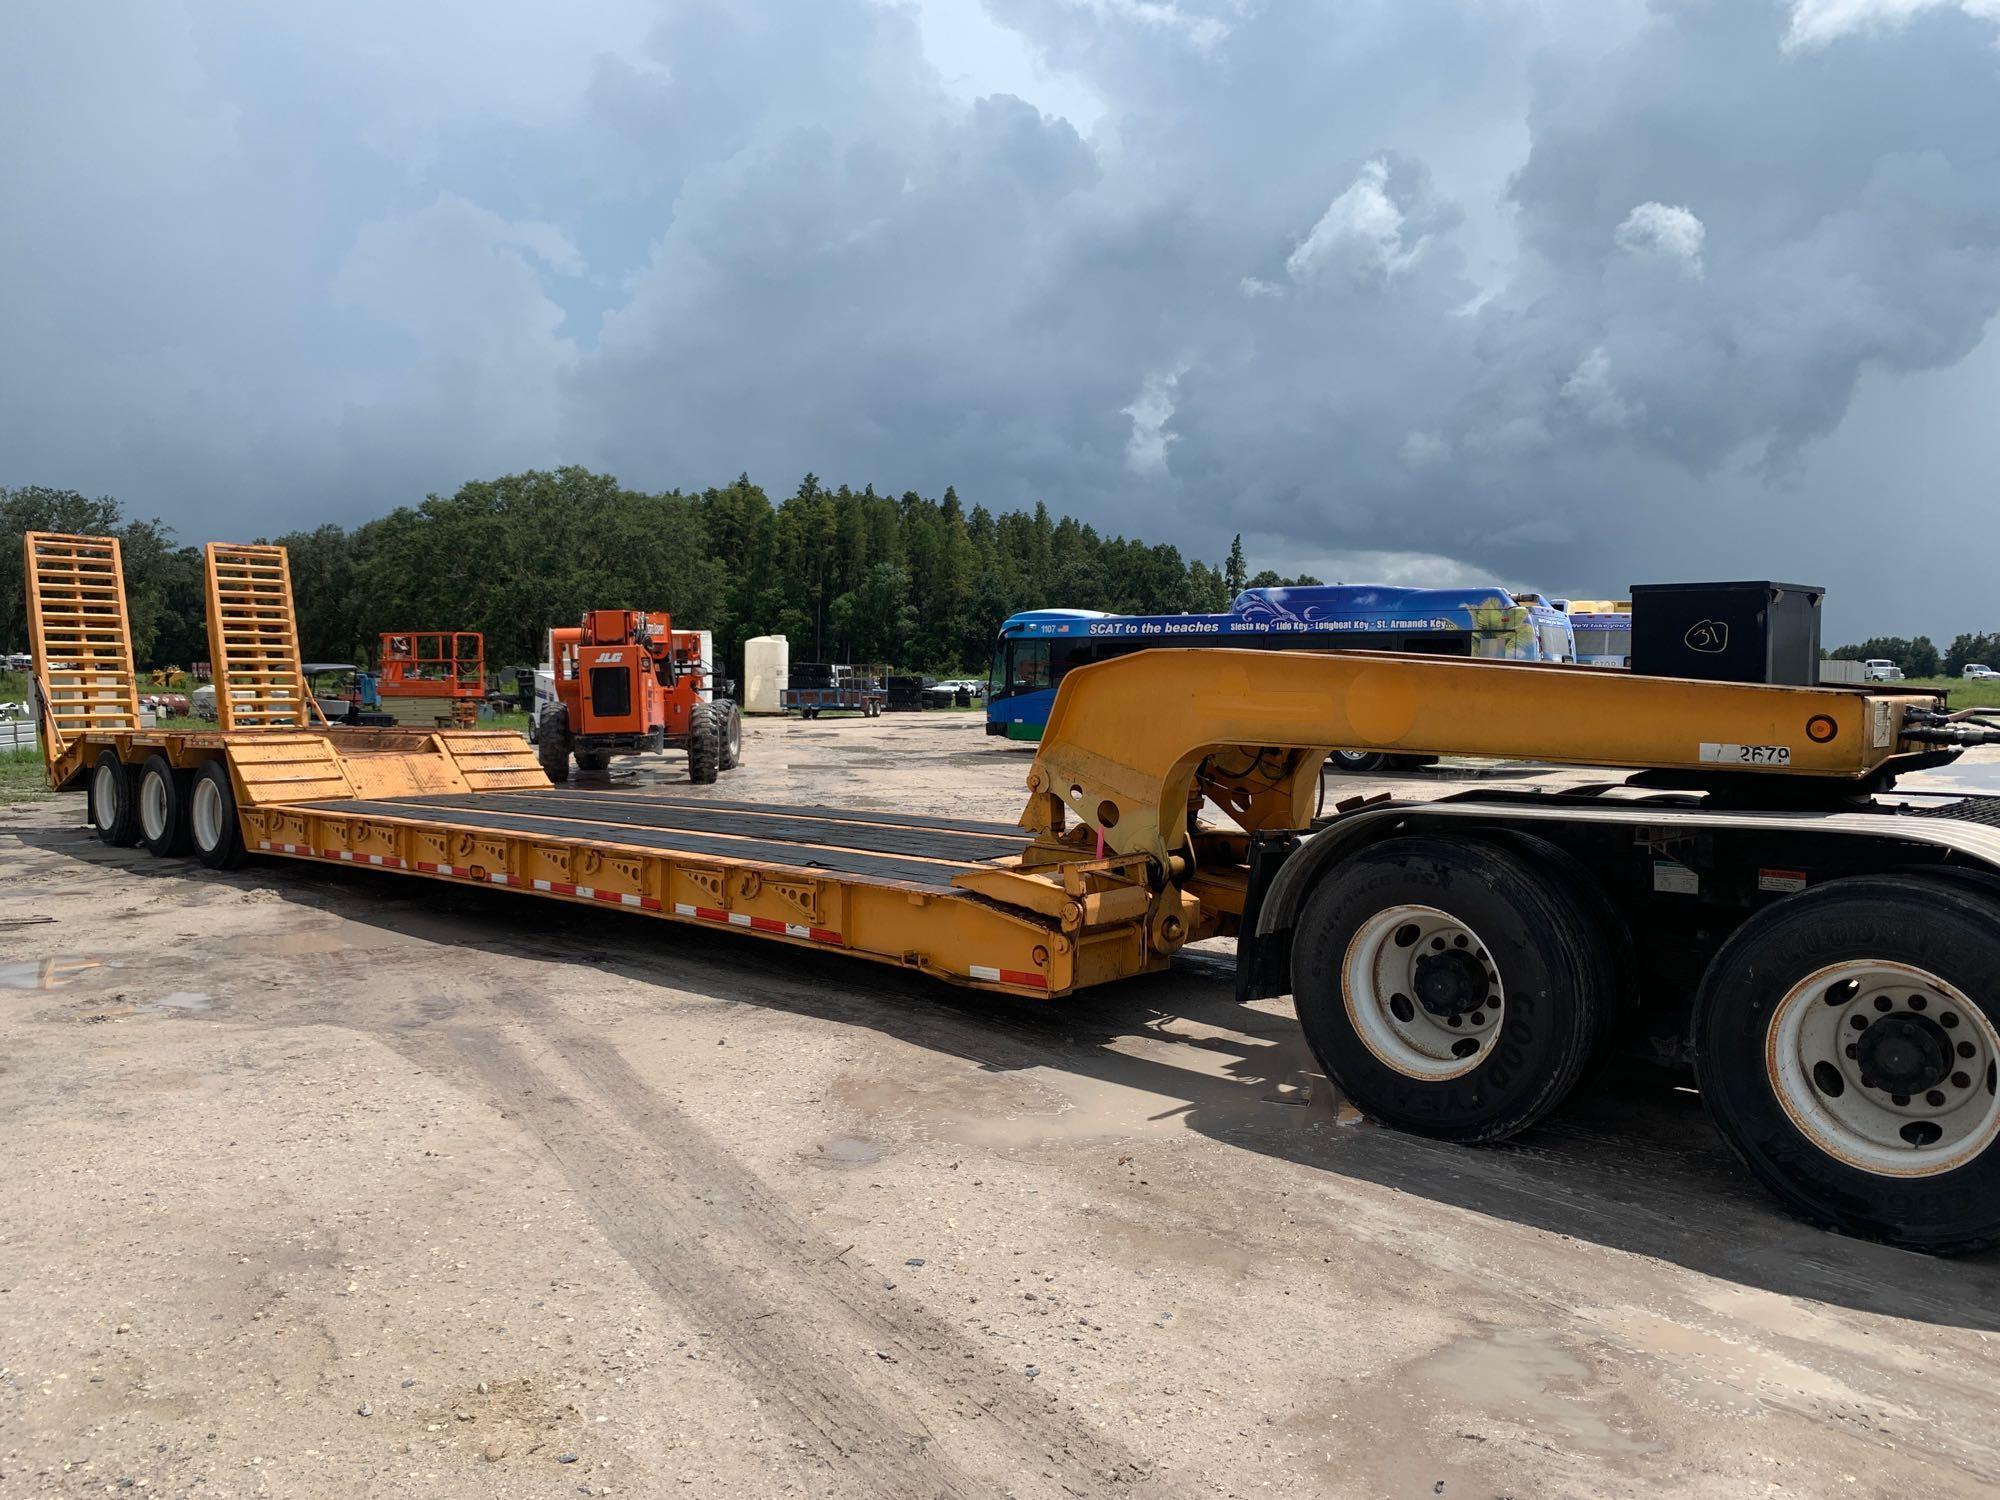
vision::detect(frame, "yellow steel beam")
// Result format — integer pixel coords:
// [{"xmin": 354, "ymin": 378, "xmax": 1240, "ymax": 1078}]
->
[{"xmin": 1021, "ymin": 648, "xmax": 1949, "ymax": 866}]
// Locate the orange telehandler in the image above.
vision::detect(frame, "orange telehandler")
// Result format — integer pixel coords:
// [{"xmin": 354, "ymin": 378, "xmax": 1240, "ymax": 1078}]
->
[{"xmin": 536, "ymin": 609, "xmax": 741, "ymax": 784}]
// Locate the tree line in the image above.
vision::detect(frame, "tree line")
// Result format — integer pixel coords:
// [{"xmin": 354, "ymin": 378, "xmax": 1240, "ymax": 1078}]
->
[
  {"xmin": 2, "ymin": 474, "xmax": 1320, "ymax": 679},
  {"xmin": 1828, "ymin": 635, "xmax": 2000, "ymax": 679}
]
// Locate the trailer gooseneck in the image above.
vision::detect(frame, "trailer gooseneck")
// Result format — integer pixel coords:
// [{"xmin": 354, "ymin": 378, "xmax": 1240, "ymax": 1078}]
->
[{"xmin": 24, "ymin": 530, "xmax": 2000, "ymax": 1253}]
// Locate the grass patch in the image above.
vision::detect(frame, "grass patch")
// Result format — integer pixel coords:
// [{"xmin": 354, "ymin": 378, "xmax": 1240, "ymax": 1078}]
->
[
  {"xmin": 1, "ymin": 747, "xmax": 52, "ymax": 803},
  {"xmin": 1902, "ymin": 677, "xmax": 2000, "ymax": 711}
]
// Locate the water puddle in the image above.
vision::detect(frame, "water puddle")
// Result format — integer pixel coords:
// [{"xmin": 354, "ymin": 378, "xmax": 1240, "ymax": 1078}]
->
[
  {"xmin": 1414, "ymin": 1327, "xmax": 1660, "ymax": 1457},
  {"xmin": 134, "ymin": 991, "xmax": 213, "ymax": 1014},
  {"xmin": 815, "ymin": 1136, "xmax": 885, "ymax": 1166},
  {"xmin": 0, "ymin": 956, "xmax": 103, "ymax": 990}
]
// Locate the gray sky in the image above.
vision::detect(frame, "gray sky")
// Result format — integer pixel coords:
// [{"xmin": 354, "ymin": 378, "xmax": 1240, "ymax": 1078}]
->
[{"xmin": 3, "ymin": 0, "xmax": 1997, "ymax": 643}]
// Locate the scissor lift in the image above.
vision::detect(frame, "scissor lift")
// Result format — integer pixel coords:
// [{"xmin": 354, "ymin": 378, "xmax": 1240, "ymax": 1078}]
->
[{"xmin": 22, "ymin": 530, "xmax": 2000, "ymax": 1253}]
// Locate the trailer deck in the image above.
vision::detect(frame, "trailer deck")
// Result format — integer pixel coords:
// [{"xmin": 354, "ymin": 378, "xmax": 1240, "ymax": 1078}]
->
[{"xmin": 234, "ymin": 777, "xmax": 1159, "ymax": 995}]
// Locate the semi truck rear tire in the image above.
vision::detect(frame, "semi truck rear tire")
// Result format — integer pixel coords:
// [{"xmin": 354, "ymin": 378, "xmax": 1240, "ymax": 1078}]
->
[
  {"xmin": 1329, "ymin": 750, "xmax": 1388, "ymax": 774},
  {"xmin": 190, "ymin": 759, "xmax": 248, "ymax": 871},
  {"xmin": 536, "ymin": 707, "xmax": 573, "ymax": 782},
  {"xmin": 719, "ymin": 703, "xmax": 743, "ymax": 770},
  {"xmin": 1290, "ymin": 835, "xmax": 1606, "ymax": 1143},
  {"xmin": 686, "ymin": 703, "xmax": 722, "ymax": 785},
  {"xmin": 1694, "ymin": 875, "xmax": 2000, "ymax": 1255},
  {"xmin": 138, "ymin": 753, "xmax": 194, "ymax": 858}
]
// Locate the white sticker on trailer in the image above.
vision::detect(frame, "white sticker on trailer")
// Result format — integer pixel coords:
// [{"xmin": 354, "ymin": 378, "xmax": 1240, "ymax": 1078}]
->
[
  {"xmin": 1698, "ymin": 742, "xmax": 1791, "ymax": 766},
  {"xmin": 1653, "ymin": 861, "xmax": 1700, "ymax": 895}
]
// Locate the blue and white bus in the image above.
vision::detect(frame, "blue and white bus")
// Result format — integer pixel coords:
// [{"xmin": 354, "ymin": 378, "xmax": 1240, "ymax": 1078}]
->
[{"xmin": 985, "ymin": 584, "xmax": 1577, "ymax": 766}]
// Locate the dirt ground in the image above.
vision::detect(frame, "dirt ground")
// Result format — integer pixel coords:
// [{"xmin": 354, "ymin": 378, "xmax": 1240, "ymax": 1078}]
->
[{"xmin": 3, "ymin": 713, "xmax": 1998, "ymax": 1499}]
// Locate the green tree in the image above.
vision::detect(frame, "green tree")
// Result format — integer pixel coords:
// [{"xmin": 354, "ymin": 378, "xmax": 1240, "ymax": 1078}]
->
[
  {"xmin": 1224, "ymin": 533, "xmax": 1247, "ymax": 596},
  {"xmin": 1944, "ymin": 632, "xmax": 2000, "ymax": 676},
  {"xmin": 1830, "ymin": 636, "xmax": 1941, "ymax": 678}
]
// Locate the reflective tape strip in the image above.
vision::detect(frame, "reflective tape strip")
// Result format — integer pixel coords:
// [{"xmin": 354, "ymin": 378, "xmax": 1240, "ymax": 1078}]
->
[
  {"xmin": 969, "ymin": 964, "xmax": 1048, "ymax": 990},
  {"xmin": 488, "ymin": 872, "xmax": 512, "ymax": 886},
  {"xmin": 668, "ymin": 901, "xmax": 838, "ymax": 945}
]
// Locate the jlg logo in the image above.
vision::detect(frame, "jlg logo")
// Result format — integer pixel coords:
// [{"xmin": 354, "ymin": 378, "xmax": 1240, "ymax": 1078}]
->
[{"xmin": 598, "ymin": 652, "xmax": 624, "ymax": 662}]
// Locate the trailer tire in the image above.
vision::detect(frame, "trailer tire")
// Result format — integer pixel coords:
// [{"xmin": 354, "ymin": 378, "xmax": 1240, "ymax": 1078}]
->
[
  {"xmin": 686, "ymin": 703, "xmax": 722, "ymax": 785},
  {"xmin": 1694, "ymin": 875, "xmax": 2000, "ymax": 1254},
  {"xmin": 1291, "ymin": 835, "xmax": 1606, "ymax": 1143},
  {"xmin": 536, "ymin": 707, "xmax": 573, "ymax": 782},
  {"xmin": 137, "ymin": 753, "xmax": 194, "ymax": 858},
  {"xmin": 190, "ymin": 759, "xmax": 248, "ymax": 871},
  {"xmin": 1328, "ymin": 750, "xmax": 1388, "ymax": 775},
  {"xmin": 719, "ymin": 702, "xmax": 743, "ymax": 770},
  {"xmin": 90, "ymin": 750, "xmax": 140, "ymax": 847}
]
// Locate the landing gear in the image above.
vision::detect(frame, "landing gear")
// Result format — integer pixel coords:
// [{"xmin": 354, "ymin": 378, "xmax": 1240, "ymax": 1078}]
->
[
  {"xmin": 1291, "ymin": 836, "xmax": 1608, "ymax": 1142},
  {"xmin": 1696, "ymin": 875, "xmax": 2000, "ymax": 1254}
]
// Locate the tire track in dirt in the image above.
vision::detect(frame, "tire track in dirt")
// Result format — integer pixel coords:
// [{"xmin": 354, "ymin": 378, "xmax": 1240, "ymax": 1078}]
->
[{"xmin": 392, "ymin": 1002, "xmax": 1165, "ymax": 1499}]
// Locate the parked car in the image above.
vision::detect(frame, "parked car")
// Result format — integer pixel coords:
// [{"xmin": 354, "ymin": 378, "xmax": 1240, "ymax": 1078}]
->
[
  {"xmin": 1963, "ymin": 663, "xmax": 1996, "ymax": 679},
  {"xmin": 2, "ymin": 653, "xmax": 31, "ymax": 672},
  {"xmin": 1862, "ymin": 658, "xmax": 1904, "ymax": 682}
]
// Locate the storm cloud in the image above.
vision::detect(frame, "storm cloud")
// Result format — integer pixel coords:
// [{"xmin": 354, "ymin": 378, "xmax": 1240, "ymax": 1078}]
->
[{"xmin": 3, "ymin": 0, "xmax": 1998, "ymax": 638}]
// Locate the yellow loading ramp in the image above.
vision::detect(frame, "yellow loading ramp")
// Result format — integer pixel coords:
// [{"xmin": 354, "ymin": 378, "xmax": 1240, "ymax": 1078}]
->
[{"xmin": 21, "ymin": 531, "xmax": 144, "ymax": 789}]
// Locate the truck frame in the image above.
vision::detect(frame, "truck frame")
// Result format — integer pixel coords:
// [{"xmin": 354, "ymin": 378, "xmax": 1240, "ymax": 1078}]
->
[{"xmin": 23, "ymin": 530, "xmax": 2000, "ymax": 1253}]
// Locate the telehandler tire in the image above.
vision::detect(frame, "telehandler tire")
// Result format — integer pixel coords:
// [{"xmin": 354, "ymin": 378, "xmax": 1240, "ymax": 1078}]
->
[
  {"xmin": 686, "ymin": 703, "xmax": 722, "ymax": 785},
  {"xmin": 535, "ymin": 707, "xmax": 573, "ymax": 782},
  {"xmin": 1291, "ymin": 835, "xmax": 1607, "ymax": 1143},
  {"xmin": 719, "ymin": 702, "xmax": 743, "ymax": 770}
]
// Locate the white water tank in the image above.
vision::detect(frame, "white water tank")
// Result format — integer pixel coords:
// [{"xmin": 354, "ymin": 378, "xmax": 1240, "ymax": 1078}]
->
[
  {"xmin": 694, "ymin": 629, "xmax": 714, "ymax": 702},
  {"xmin": 744, "ymin": 635, "xmax": 788, "ymax": 715}
]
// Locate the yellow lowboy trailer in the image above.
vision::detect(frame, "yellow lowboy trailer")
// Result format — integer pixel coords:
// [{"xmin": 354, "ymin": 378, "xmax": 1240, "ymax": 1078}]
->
[{"xmin": 23, "ymin": 531, "xmax": 2000, "ymax": 1253}]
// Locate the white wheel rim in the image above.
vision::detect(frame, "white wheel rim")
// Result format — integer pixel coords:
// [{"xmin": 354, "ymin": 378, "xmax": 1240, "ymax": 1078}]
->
[
  {"xmin": 1767, "ymin": 960, "xmax": 2000, "ymax": 1178},
  {"xmin": 192, "ymin": 777, "xmax": 225, "ymax": 852},
  {"xmin": 93, "ymin": 763, "xmax": 118, "ymax": 828},
  {"xmin": 1341, "ymin": 903, "xmax": 1505, "ymax": 1080},
  {"xmin": 140, "ymin": 770, "xmax": 169, "ymax": 841}
]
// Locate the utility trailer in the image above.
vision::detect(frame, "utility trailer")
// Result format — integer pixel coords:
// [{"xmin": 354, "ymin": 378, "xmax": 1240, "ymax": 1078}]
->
[{"xmin": 24, "ymin": 531, "xmax": 2000, "ymax": 1253}]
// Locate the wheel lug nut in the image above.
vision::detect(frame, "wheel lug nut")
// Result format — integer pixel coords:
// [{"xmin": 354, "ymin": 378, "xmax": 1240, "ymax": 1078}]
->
[
  {"xmin": 1873, "ymin": 996, "xmax": 1892, "ymax": 1012},
  {"xmin": 1908, "ymin": 995, "xmax": 1927, "ymax": 1011},
  {"xmin": 1469, "ymin": 1012, "xmax": 1486, "ymax": 1027},
  {"xmin": 1954, "ymin": 1072, "xmax": 1972, "ymax": 1089},
  {"xmin": 1959, "ymin": 1041, "xmax": 1977, "ymax": 1059},
  {"xmin": 1891, "ymin": 1093, "xmax": 1911, "ymax": 1107},
  {"xmin": 1849, "ymin": 1016, "xmax": 1868, "ymax": 1032},
  {"xmin": 1845, "ymin": 1044, "xmax": 1858, "ymax": 1059},
  {"xmin": 1926, "ymin": 1090, "xmax": 1947, "ymax": 1107},
  {"xmin": 1942, "ymin": 1013, "xmax": 1960, "ymax": 1028}
]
